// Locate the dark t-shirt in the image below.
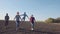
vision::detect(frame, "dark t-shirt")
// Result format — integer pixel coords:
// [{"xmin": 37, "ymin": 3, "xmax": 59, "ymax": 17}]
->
[
  {"xmin": 30, "ymin": 17, "xmax": 35, "ymax": 23},
  {"xmin": 5, "ymin": 16, "xmax": 9, "ymax": 21}
]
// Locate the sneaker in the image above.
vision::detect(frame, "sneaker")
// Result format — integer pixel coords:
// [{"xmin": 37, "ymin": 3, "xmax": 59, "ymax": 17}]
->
[{"xmin": 31, "ymin": 28, "xmax": 34, "ymax": 31}]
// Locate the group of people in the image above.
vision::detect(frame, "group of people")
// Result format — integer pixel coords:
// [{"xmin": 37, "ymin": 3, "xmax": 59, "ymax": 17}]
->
[{"xmin": 5, "ymin": 12, "xmax": 35, "ymax": 31}]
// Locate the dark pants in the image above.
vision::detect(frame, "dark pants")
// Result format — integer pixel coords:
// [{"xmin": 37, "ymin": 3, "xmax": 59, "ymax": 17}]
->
[
  {"xmin": 22, "ymin": 17, "xmax": 25, "ymax": 21},
  {"xmin": 31, "ymin": 22, "xmax": 34, "ymax": 28},
  {"xmin": 5, "ymin": 21, "xmax": 9, "ymax": 26}
]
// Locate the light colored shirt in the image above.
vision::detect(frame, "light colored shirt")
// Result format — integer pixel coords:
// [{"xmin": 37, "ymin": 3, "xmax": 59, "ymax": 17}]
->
[{"xmin": 15, "ymin": 15, "xmax": 21, "ymax": 21}]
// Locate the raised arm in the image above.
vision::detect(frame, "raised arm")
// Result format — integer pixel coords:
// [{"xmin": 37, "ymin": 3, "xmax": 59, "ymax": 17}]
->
[
  {"xmin": 20, "ymin": 14, "xmax": 24, "ymax": 16},
  {"xmin": 19, "ymin": 16, "xmax": 21, "ymax": 19},
  {"xmin": 26, "ymin": 15, "xmax": 29, "ymax": 19}
]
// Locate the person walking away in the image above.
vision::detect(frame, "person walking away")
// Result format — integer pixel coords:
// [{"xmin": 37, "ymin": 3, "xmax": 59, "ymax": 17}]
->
[
  {"xmin": 5, "ymin": 13, "xmax": 9, "ymax": 29},
  {"xmin": 14, "ymin": 12, "xmax": 21, "ymax": 31},
  {"xmin": 30, "ymin": 15, "xmax": 35, "ymax": 30}
]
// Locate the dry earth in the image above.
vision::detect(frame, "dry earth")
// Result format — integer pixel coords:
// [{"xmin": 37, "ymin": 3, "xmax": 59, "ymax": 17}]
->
[{"xmin": 0, "ymin": 20, "xmax": 60, "ymax": 34}]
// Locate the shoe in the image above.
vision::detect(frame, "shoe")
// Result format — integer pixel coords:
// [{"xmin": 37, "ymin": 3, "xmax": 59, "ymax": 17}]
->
[{"xmin": 31, "ymin": 28, "xmax": 34, "ymax": 31}]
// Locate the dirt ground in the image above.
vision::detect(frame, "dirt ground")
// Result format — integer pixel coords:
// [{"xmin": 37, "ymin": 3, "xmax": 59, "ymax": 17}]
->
[{"xmin": 0, "ymin": 20, "xmax": 60, "ymax": 34}]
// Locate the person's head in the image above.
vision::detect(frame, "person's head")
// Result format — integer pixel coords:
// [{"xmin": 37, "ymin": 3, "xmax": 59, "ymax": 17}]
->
[
  {"xmin": 6, "ymin": 13, "xmax": 8, "ymax": 16},
  {"xmin": 17, "ymin": 12, "xmax": 19, "ymax": 15},
  {"xmin": 24, "ymin": 12, "xmax": 26, "ymax": 14}
]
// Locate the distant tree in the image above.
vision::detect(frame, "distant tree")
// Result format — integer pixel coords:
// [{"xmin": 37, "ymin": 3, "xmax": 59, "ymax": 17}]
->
[
  {"xmin": 44, "ymin": 17, "xmax": 60, "ymax": 23},
  {"xmin": 55, "ymin": 17, "xmax": 60, "ymax": 23},
  {"xmin": 56, "ymin": 17, "xmax": 60, "ymax": 20},
  {"xmin": 45, "ymin": 18, "xmax": 54, "ymax": 23}
]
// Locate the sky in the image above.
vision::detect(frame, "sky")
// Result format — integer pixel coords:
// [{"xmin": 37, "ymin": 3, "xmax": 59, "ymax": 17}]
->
[{"xmin": 0, "ymin": 0, "xmax": 60, "ymax": 21}]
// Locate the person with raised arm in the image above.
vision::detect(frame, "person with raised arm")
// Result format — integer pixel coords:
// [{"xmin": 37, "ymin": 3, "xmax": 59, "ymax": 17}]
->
[
  {"xmin": 21, "ymin": 12, "xmax": 29, "ymax": 21},
  {"xmin": 14, "ymin": 12, "xmax": 21, "ymax": 31}
]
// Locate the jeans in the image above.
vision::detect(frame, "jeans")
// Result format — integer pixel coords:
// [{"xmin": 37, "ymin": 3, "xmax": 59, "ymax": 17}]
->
[
  {"xmin": 31, "ymin": 22, "xmax": 34, "ymax": 28},
  {"xmin": 16, "ymin": 21, "xmax": 20, "ymax": 28},
  {"xmin": 5, "ymin": 21, "xmax": 9, "ymax": 26}
]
